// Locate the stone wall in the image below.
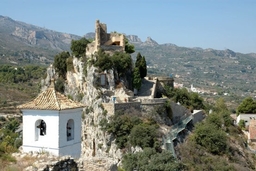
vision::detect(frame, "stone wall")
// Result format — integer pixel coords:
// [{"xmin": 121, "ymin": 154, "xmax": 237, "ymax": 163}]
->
[
  {"xmin": 157, "ymin": 77, "xmax": 174, "ymax": 88},
  {"xmin": 100, "ymin": 45, "xmax": 124, "ymax": 54},
  {"xmin": 156, "ymin": 77, "xmax": 174, "ymax": 97},
  {"xmin": 151, "ymin": 79, "xmax": 158, "ymax": 98},
  {"xmin": 102, "ymin": 102, "xmax": 141, "ymax": 115},
  {"xmin": 140, "ymin": 97, "xmax": 167, "ymax": 104},
  {"xmin": 140, "ymin": 102, "xmax": 172, "ymax": 126},
  {"xmin": 170, "ymin": 102, "xmax": 191, "ymax": 124},
  {"xmin": 114, "ymin": 102, "xmax": 141, "ymax": 112},
  {"xmin": 102, "ymin": 103, "xmax": 115, "ymax": 115},
  {"xmin": 192, "ymin": 110, "xmax": 205, "ymax": 125},
  {"xmin": 94, "ymin": 20, "xmax": 125, "ymax": 53}
]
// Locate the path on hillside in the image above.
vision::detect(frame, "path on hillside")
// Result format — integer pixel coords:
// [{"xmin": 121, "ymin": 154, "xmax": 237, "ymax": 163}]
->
[{"xmin": 137, "ymin": 79, "xmax": 155, "ymax": 96}]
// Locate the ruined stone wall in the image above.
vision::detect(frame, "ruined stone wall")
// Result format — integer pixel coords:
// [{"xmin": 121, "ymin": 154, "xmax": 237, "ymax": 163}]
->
[
  {"xmin": 140, "ymin": 103, "xmax": 164, "ymax": 114},
  {"xmin": 100, "ymin": 45, "xmax": 123, "ymax": 53},
  {"xmin": 94, "ymin": 20, "xmax": 125, "ymax": 53},
  {"xmin": 95, "ymin": 20, "xmax": 108, "ymax": 47},
  {"xmin": 150, "ymin": 79, "xmax": 158, "ymax": 98},
  {"xmin": 140, "ymin": 98, "xmax": 167, "ymax": 104},
  {"xmin": 141, "ymin": 102, "xmax": 172, "ymax": 125},
  {"xmin": 114, "ymin": 102, "xmax": 141, "ymax": 112},
  {"xmin": 102, "ymin": 102, "xmax": 141, "ymax": 115},
  {"xmin": 157, "ymin": 77, "xmax": 174, "ymax": 87},
  {"xmin": 156, "ymin": 77, "xmax": 174, "ymax": 97}
]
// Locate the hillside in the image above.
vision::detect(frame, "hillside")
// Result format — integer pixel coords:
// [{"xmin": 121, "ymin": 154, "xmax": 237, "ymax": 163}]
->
[
  {"xmin": 127, "ymin": 36, "xmax": 256, "ymax": 100},
  {"xmin": 1, "ymin": 16, "xmax": 256, "ymax": 105},
  {"xmin": 0, "ymin": 15, "xmax": 81, "ymax": 65}
]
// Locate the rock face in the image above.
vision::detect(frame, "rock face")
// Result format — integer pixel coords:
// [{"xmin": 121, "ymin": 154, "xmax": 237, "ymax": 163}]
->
[
  {"xmin": 143, "ymin": 37, "xmax": 159, "ymax": 46},
  {"xmin": 40, "ymin": 56, "xmax": 122, "ymax": 170},
  {"xmin": 62, "ymin": 25, "xmax": 127, "ymax": 167},
  {"xmin": 126, "ymin": 35, "xmax": 142, "ymax": 43}
]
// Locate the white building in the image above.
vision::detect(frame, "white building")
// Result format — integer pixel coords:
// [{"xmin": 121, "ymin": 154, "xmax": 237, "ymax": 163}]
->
[
  {"xmin": 236, "ymin": 114, "xmax": 256, "ymax": 127},
  {"xmin": 18, "ymin": 81, "xmax": 84, "ymax": 158}
]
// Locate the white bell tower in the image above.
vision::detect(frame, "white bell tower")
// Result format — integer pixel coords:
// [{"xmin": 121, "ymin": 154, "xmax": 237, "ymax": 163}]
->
[{"xmin": 18, "ymin": 81, "xmax": 84, "ymax": 158}]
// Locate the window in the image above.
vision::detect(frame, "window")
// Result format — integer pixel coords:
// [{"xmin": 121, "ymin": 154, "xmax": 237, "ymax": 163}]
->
[
  {"xmin": 35, "ymin": 119, "xmax": 46, "ymax": 141},
  {"xmin": 67, "ymin": 119, "xmax": 74, "ymax": 141}
]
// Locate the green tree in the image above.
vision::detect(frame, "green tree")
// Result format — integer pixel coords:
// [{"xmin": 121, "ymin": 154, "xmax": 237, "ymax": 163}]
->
[
  {"xmin": 53, "ymin": 51, "xmax": 70, "ymax": 79},
  {"xmin": 55, "ymin": 77, "xmax": 65, "ymax": 93},
  {"xmin": 101, "ymin": 113, "xmax": 142, "ymax": 148},
  {"xmin": 124, "ymin": 37, "xmax": 135, "ymax": 54},
  {"xmin": 0, "ymin": 118, "xmax": 21, "ymax": 161},
  {"xmin": 140, "ymin": 56, "xmax": 147, "ymax": 78},
  {"xmin": 133, "ymin": 67, "xmax": 141, "ymax": 90},
  {"xmin": 94, "ymin": 49, "xmax": 113, "ymax": 71},
  {"xmin": 238, "ymin": 119, "xmax": 245, "ymax": 129},
  {"xmin": 173, "ymin": 88, "xmax": 190, "ymax": 106},
  {"xmin": 135, "ymin": 53, "xmax": 147, "ymax": 78},
  {"xmin": 111, "ymin": 52, "xmax": 133, "ymax": 77},
  {"xmin": 163, "ymin": 86, "xmax": 205, "ymax": 110},
  {"xmin": 190, "ymin": 92, "xmax": 205, "ymax": 110},
  {"xmin": 135, "ymin": 52, "xmax": 142, "ymax": 68},
  {"xmin": 66, "ymin": 57, "xmax": 74, "ymax": 71},
  {"xmin": 215, "ymin": 98, "xmax": 228, "ymax": 112},
  {"xmin": 206, "ymin": 113, "xmax": 222, "ymax": 128},
  {"xmin": 237, "ymin": 97, "xmax": 256, "ymax": 114},
  {"xmin": 70, "ymin": 37, "xmax": 90, "ymax": 57},
  {"xmin": 192, "ymin": 122, "xmax": 227, "ymax": 155},
  {"xmin": 122, "ymin": 148, "xmax": 184, "ymax": 171},
  {"xmin": 129, "ymin": 123, "xmax": 158, "ymax": 149}
]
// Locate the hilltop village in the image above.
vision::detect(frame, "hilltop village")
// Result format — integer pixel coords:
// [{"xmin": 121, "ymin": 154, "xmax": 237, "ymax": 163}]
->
[
  {"xmin": 1, "ymin": 20, "xmax": 256, "ymax": 171},
  {"xmin": 6, "ymin": 20, "xmax": 202, "ymax": 170}
]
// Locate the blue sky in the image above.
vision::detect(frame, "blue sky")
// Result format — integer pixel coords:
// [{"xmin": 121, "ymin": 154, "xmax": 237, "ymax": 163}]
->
[{"xmin": 1, "ymin": 0, "xmax": 256, "ymax": 53}]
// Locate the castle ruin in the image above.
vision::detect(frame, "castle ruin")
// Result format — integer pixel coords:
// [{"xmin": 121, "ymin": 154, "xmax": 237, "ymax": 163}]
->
[{"xmin": 86, "ymin": 20, "xmax": 125, "ymax": 55}]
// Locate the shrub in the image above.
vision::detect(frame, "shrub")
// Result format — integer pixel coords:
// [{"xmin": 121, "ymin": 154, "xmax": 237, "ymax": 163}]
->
[
  {"xmin": 76, "ymin": 93, "xmax": 84, "ymax": 101},
  {"xmin": 122, "ymin": 148, "xmax": 184, "ymax": 171},
  {"xmin": 102, "ymin": 114, "xmax": 142, "ymax": 148},
  {"xmin": 53, "ymin": 51, "xmax": 70, "ymax": 78},
  {"xmin": 70, "ymin": 38, "xmax": 90, "ymax": 57},
  {"xmin": 192, "ymin": 123, "xmax": 227, "ymax": 155},
  {"xmin": 94, "ymin": 49, "xmax": 113, "ymax": 72},
  {"xmin": 67, "ymin": 57, "xmax": 74, "ymax": 72},
  {"xmin": 129, "ymin": 123, "xmax": 158, "ymax": 149},
  {"xmin": 238, "ymin": 119, "xmax": 245, "ymax": 129},
  {"xmin": 206, "ymin": 113, "xmax": 222, "ymax": 128},
  {"xmin": 55, "ymin": 77, "xmax": 65, "ymax": 93}
]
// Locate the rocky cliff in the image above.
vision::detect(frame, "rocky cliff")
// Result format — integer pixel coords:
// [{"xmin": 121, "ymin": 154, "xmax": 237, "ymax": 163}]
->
[{"xmin": 41, "ymin": 55, "xmax": 123, "ymax": 169}]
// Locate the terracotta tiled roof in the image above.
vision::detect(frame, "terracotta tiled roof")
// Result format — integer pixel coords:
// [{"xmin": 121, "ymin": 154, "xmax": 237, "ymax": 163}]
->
[
  {"xmin": 18, "ymin": 81, "xmax": 85, "ymax": 110},
  {"xmin": 249, "ymin": 120, "xmax": 256, "ymax": 140}
]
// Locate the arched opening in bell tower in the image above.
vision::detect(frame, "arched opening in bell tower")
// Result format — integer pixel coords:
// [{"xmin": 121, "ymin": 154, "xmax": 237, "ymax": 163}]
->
[
  {"xmin": 35, "ymin": 119, "xmax": 47, "ymax": 141},
  {"xmin": 67, "ymin": 119, "xmax": 74, "ymax": 141}
]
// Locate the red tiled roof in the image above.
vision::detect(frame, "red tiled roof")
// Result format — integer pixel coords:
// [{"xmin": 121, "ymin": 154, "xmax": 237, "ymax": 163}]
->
[{"xmin": 18, "ymin": 81, "xmax": 85, "ymax": 110}]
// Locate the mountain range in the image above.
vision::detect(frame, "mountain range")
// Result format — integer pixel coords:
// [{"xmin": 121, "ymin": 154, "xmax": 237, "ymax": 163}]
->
[
  {"xmin": 1, "ymin": 15, "xmax": 256, "ymax": 103},
  {"xmin": 0, "ymin": 15, "xmax": 80, "ymax": 65}
]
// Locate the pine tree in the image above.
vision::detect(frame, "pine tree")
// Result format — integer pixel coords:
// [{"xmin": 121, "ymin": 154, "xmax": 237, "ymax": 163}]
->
[
  {"xmin": 133, "ymin": 67, "xmax": 142, "ymax": 90},
  {"xmin": 135, "ymin": 52, "xmax": 147, "ymax": 78},
  {"xmin": 140, "ymin": 56, "xmax": 147, "ymax": 78}
]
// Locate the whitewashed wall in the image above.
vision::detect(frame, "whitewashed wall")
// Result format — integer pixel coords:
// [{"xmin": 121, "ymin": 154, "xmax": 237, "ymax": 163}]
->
[
  {"xmin": 59, "ymin": 108, "xmax": 82, "ymax": 158},
  {"xmin": 22, "ymin": 108, "xmax": 82, "ymax": 158}
]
